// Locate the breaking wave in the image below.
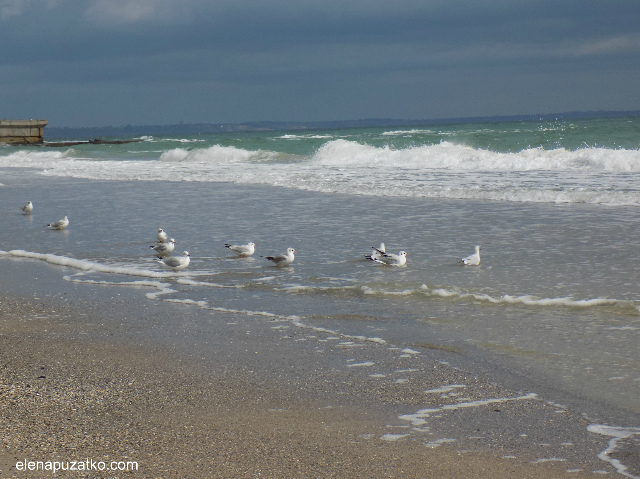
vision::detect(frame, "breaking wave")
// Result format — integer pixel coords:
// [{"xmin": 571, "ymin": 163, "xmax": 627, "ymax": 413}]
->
[
  {"xmin": 2, "ymin": 139, "xmax": 639, "ymax": 205},
  {"xmin": 310, "ymin": 140, "xmax": 640, "ymax": 172}
]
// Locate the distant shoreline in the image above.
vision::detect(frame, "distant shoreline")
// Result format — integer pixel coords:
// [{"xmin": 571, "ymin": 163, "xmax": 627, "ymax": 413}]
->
[{"xmin": 45, "ymin": 109, "xmax": 640, "ymax": 140}]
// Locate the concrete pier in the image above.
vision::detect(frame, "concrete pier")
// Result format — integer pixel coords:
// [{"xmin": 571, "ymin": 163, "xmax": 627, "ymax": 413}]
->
[{"xmin": 0, "ymin": 120, "xmax": 48, "ymax": 145}]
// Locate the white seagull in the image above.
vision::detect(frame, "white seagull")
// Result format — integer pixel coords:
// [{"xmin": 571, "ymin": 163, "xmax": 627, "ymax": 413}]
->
[
  {"xmin": 365, "ymin": 242, "xmax": 386, "ymax": 261},
  {"xmin": 157, "ymin": 228, "xmax": 168, "ymax": 243},
  {"xmin": 46, "ymin": 215, "xmax": 69, "ymax": 230},
  {"xmin": 150, "ymin": 238, "xmax": 176, "ymax": 257},
  {"xmin": 21, "ymin": 201, "xmax": 33, "ymax": 215},
  {"xmin": 158, "ymin": 251, "xmax": 191, "ymax": 270},
  {"xmin": 225, "ymin": 242, "xmax": 257, "ymax": 257},
  {"xmin": 367, "ymin": 250, "xmax": 408, "ymax": 266},
  {"xmin": 459, "ymin": 245, "xmax": 481, "ymax": 265},
  {"xmin": 263, "ymin": 247, "xmax": 296, "ymax": 266}
]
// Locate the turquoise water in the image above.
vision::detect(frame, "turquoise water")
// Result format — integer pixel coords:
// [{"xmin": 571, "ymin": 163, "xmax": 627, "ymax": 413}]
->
[
  {"xmin": 4, "ymin": 116, "xmax": 639, "ymax": 206},
  {"xmin": 45, "ymin": 116, "xmax": 640, "ymax": 156}
]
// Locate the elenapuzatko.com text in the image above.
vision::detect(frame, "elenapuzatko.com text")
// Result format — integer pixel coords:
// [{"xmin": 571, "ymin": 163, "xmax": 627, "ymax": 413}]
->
[{"xmin": 16, "ymin": 458, "xmax": 139, "ymax": 473}]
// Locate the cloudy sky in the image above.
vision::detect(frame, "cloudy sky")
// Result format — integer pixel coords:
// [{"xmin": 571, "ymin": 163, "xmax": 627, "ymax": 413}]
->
[{"xmin": 2, "ymin": 0, "xmax": 640, "ymax": 127}]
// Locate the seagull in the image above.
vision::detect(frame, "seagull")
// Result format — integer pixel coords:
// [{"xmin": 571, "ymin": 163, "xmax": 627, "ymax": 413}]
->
[
  {"xmin": 263, "ymin": 247, "xmax": 296, "ymax": 266},
  {"xmin": 158, "ymin": 251, "xmax": 191, "ymax": 270},
  {"xmin": 21, "ymin": 201, "xmax": 33, "ymax": 215},
  {"xmin": 225, "ymin": 242, "xmax": 256, "ymax": 257},
  {"xmin": 150, "ymin": 238, "xmax": 176, "ymax": 257},
  {"xmin": 46, "ymin": 216, "xmax": 69, "ymax": 230},
  {"xmin": 367, "ymin": 250, "xmax": 408, "ymax": 266},
  {"xmin": 364, "ymin": 242, "xmax": 386, "ymax": 261},
  {"xmin": 459, "ymin": 245, "xmax": 481, "ymax": 265},
  {"xmin": 157, "ymin": 228, "xmax": 168, "ymax": 243}
]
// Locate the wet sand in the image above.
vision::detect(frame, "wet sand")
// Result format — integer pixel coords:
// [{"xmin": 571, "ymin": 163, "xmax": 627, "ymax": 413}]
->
[{"xmin": 0, "ymin": 261, "xmax": 610, "ymax": 478}]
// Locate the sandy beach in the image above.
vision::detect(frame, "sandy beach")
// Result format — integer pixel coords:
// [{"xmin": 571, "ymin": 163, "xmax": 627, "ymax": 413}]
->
[{"xmin": 0, "ymin": 260, "xmax": 609, "ymax": 478}]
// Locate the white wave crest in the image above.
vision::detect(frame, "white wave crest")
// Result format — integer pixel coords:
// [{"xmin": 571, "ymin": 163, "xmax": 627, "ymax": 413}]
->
[
  {"xmin": 159, "ymin": 144, "xmax": 280, "ymax": 163},
  {"xmin": 1, "ymin": 249, "xmax": 178, "ymax": 278},
  {"xmin": 381, "ymin": 129, "xmax": 435, "ymax": 136},
  {"xmin": 277, "ymin": 134, "xmax": 334, "ymax": 140},
  {"xmin": 311, "ymin": 140, "xmax": 640, "ymax": 172},
  {"xmin": 420, "ymin": 285, "xmax": 638, "ymax": 312},
  {"xmin": 360, "ymin": 283, "xmax": 637, "ymax": 313},
  {"xmin": 0, "ymin": 149, "xmax": 70, "ymax": 167},
  {"xmin": 3, "ymin": 140, "xmax": 640, "ymax": 206}
]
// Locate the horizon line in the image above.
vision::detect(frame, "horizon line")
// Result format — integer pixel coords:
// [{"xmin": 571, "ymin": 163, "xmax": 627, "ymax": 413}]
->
[{"xmin": 44, "ymin": 109, "xmax": 640, "ymax": 131}]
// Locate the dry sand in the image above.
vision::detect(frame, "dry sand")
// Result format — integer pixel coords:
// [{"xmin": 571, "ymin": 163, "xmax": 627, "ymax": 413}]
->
[{"xmin": 0, "ymin": 291, "xmax": 604, "ymax": 478}]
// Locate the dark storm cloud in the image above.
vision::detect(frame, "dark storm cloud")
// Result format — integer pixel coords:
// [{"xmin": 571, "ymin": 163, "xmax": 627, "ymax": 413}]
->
[{"xmin": 1, "ymin": 0, "xmax": 639, "ymax": 126}]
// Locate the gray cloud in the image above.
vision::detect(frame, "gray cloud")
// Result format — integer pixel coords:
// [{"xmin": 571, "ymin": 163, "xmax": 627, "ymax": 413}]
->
[
  {"xmin": 1, "ymin": 0, "xmax": 639, "ymax": 126},
  {"xmin": 0, "ymin": 0, "xmax": 60, "ymax": 20}
]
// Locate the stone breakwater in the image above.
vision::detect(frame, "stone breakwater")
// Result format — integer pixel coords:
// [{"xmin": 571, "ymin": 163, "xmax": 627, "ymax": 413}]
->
[{"xmin": 0, "ymin": 120, "xmax": 48, "ymax": 145}]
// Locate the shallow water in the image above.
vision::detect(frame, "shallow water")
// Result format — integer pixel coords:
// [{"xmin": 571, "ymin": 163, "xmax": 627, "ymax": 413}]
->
[{"xmin": 1, "ymin": 170, "xmax": 638, "ymax": 420}]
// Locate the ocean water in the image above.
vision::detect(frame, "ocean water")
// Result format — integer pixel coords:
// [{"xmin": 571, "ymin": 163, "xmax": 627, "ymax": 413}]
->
[{"xmin": 1, "ymin": 116, "xmax": 639, "ymax": 471}]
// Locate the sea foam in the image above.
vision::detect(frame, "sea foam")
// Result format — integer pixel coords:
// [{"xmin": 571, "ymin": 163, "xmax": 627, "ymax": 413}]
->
[
  {"xmin": 588, "ymin": 425, "xmax": 640, "ymax": 479},
  {"xmin": 2, "ymin": 140, "xmax": 640, "ymax": 205},
  {"xmin": 310, "ymin": 140, "xmax": 640, "ymax": 172},
  {"xmin": 1, "ymin": 249, "xmax": 175, "ymax": 279}
]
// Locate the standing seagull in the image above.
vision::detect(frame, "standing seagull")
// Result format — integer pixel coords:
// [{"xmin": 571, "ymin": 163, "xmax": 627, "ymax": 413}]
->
[
  {"xmin": 263, "ymin": 247, "xmax": 296, "ymax": 266},
  {"xmin": 459, "ymin": 245, "xmax": 481, "ymax": 265},
  {"xmin": 158, "ymin": 251, "xmax": 191, "ymax": 270},
  {"xmin": 151, "ymin": 238, "xmax": 176, "ymax": 257},
  {"xmin": 225, "ymin": 242, "xmax": 257, "ymax": 257},
  {"xmin": 157, "ymin": 228, "xmax": 168, "ymax": 243},
  {"xmin": 21, "ymin": 201, "xmax": 33, "ymax": 215},
  {"xmin": 367, "ymin": 250, "xmax": 408, "ymax": 266},
  {"xmin": 46, "ymin": 216, "xmax": 69, "ymax": 230}
]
